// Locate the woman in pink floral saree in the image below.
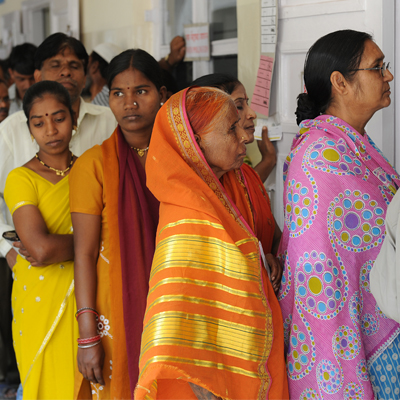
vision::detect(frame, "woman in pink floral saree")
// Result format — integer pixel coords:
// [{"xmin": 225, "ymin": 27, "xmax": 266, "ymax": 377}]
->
[{"xmin": 278, "ymin": 30, "xmax": 400, "ymax": 399}]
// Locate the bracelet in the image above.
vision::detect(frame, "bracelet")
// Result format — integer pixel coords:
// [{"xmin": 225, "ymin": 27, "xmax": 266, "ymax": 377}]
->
[
  {"xmin": 77, "ymin": 335, "xmax": 101, "ymax": 345},
  {"xmin": 76, "ymin": 309, "xmax": 99, "ymax": 320},
  {"xmin": 78, "ymin": 340, "xmax": 101, "ymax": 349},
  {"xmin": 75, "ymin": 307, "xmax": 98, "ymax": 317}
]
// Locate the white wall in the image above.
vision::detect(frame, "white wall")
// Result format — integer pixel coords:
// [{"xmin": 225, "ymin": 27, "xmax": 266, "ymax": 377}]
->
[
  {"xmin": 0, "ymin": 0, "xmax": 25, "ymax": 14},
  {"xmin": 80, "ymin": 0, "xmax": 154, "ymax": 55},
  {"xmin": 238, "ymin": 0, "xmax": 394, "ymax": 227}
]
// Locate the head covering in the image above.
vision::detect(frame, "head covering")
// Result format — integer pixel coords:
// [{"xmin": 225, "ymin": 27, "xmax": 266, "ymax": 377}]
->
[
  {"xmin": 135, "ymin": 88, "xmax": 288, "ymax": 399},
  {"xmin": 93, "ymin": 42, "xmax": 122, "ymax": 63}
]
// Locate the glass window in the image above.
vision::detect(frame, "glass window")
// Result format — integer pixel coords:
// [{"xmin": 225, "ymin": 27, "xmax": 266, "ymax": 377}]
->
[
  {"xmin": 163, "ymin": 0, "xmax": 192, "ymax": 46},
  {"xmin": 213, "ymin": 55, "xmax": 237, "ymax": 77},
  {"xmin": 209, "ymin": 0, "xmax": 237, "ymax": 41}
]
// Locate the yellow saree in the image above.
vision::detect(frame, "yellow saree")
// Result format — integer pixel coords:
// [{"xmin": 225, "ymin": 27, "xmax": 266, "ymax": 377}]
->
[{"xmin": 4, "ymin": 167, "xmax": 78, "ymax": 399}]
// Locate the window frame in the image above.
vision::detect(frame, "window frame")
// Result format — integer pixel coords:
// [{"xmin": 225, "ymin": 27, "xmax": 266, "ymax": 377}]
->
[{"xmin": 154, "ymin": 0, "xmax": 238, "ymax": 80}]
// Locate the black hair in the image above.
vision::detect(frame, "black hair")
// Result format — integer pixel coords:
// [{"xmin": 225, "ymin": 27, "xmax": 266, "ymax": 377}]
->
[
  {"xmin": 296, "ymin": 29, "xmax": 372, "ymax": 125},
  {"xmin": 0, "ymin": 59, "xmax": 10, "ymax": 83},
  {"xmin": 107, "ymin": 49, "xmax": 163, "ymax": 90},
  {"xmin": 34, "ymin": 33, "xmax": 89, "ymax": 74},
  {"xmin": 192, "ymin": 73, "xmax": 241, "ymax": 95},
  {"xmin": 8, "ymin": 43, "xmax": 37, "ymax": 75},
  {"xmin": 91, "ymin": 51, "xmax": 109, "ymax": 79},
  {"xmin": 161, "ymin": 69, "xmax": 178, "ymax": 95},
  {"xmin": 23, "ymin": 80, "xmax": 74, "ymax": 125}
]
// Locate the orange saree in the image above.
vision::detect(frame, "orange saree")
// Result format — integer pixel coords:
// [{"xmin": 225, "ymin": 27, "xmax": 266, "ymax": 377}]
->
[
  {"xmin": 135, "ymin": 89, "xmax": 288, "ymax": 399},
  {"xmin": 71, "ymin": 128, "xmax": 158, "ymax": 399}
]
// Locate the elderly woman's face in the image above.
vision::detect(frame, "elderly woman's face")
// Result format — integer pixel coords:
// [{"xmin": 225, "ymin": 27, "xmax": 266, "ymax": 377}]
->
[
  {"xmin": 348, "ymin": 40, "xmax": 393, "ymax": 114},
  {"xmin": 197, "ymin": 105, "xmax": 251, "ymax": 179}
]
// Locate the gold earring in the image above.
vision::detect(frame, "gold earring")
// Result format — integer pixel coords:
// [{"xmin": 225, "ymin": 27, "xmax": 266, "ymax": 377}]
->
[{"xmin": 30, "ymin": 134, "xmax": 35, "ymax": 142}]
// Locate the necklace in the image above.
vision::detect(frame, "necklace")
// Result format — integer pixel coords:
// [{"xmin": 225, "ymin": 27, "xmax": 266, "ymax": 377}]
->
[
  {"xmin": 35, "ymin": 152, "xmax": 74, "ymax": 176},
  {"xmin": 131, "ymin": 145, "xmax": 149, "ymax": 157}
]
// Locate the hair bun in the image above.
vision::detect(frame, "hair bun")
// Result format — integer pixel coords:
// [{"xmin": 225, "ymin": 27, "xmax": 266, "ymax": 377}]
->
[{"xmin": 295, "ymin": 93, "xmax": 320, "ymax": 125}]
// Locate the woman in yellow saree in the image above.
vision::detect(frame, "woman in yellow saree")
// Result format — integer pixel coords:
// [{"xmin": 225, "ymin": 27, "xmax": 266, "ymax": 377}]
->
[{"xmin": 4, "ymin": 81, "xmax": 78, "ymax": 399}]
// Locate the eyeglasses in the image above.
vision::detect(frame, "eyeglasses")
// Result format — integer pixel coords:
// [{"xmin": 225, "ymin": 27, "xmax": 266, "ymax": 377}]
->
[{"xmin": 350, "ymin": 62, "xmax": 391, "ymax": 77}]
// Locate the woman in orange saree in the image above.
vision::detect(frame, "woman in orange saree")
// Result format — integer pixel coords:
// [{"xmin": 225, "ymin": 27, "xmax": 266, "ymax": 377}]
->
[
  {"xmin": 135, "ymin": 87, "xmax": 288, "ymax": 400},
  {"xmin": 70, "ymin": 49, "xmax": 166, "ymax": 399}
]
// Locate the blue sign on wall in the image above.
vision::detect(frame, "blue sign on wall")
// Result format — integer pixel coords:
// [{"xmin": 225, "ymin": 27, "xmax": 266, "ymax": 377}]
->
[{"xmin": 0, "ymin": 0, "xmax": 5, "ymax": 4}]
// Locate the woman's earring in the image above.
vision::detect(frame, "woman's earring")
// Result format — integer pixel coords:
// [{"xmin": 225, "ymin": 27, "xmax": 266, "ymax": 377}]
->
[
  {"xmin": 160, "ymin": 102, "xmax": 164, "ymax": 106},
  {"xmin": 30, "ymin": 134, "xmax": 35, "ymax": 142},
  {"xmin": 73, "ymin": 125, "xmax": 77, "ymax": 131}
]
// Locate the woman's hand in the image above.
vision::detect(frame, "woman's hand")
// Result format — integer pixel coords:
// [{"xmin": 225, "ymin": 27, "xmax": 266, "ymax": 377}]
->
[
  {"xmin": 257, "ymin": 127, "xmax": 277, "ymax": 162},
  {"xmin": 78, "ymin": 342, "xmax": 105, "ymax": 386},
  {"xmin": 253, "ymin": 127, "xmax": 277, "ymax": 182},
  {"xmin": 266, "ymin": 253, "xmax": 283, "ymax": 295},
  {"xmin": 168, "ymin": 36, "xmax": 186, "ymax": 66},
  {"xmin": 5, "ymin": 248, "xmax": 18, "ymax": 270},
  {"xmin": 12, "ymin": 241, "xmax": 48, "ymax": 267}
]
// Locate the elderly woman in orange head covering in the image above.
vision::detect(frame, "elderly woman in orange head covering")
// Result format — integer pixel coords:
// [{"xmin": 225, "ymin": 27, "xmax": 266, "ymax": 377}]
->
[{"xmin": 135, "ymin": 87, "xmax": 288, "ymax": 400}]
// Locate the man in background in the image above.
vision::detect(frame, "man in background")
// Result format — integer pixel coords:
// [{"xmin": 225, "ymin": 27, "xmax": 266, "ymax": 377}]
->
[
  {"xmin": 89, "ymin": 42, "xmax": 122, "ymax": 106},
  {"xmin": 90, "ymin": 36, "xmax": 185, "ymax": 107},
  {"xmin": 7, "ymin": 43, "xmax": 36, "ymax": 115},
  {"xmin": 0, "ymin": 80, "xmax": 10, "ymax": 122}
]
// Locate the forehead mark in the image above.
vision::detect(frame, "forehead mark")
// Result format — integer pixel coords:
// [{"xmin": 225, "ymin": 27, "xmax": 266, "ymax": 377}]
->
[{"xmin": 46, "ymin": 113, "xmax": 48, "ymax": 116}]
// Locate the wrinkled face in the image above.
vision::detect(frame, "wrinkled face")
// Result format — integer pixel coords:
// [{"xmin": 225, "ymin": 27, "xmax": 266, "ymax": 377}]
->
[
  {"xmin": 109, "ymin": 67, "xmax": 166, "ymax": 135},
  {"xmin": 10, "ymin": 70, "xmax": 35, "ymax": 99},
  {"xmin": 198, "ymin": 103, "xmax": 251, "ymax": 179},
  {"xmin": 35, "ymin": 47, "xmax": 86, "ymax": 106},
  {"xmin": 348, "ymin": 40, "xmax": 393, "ymax": 115},
  {"xmin": 230, "ymin": 83, "xmax": 257, "ymax": 143},
  {"xmin": 29, "ymin": 94, "xmax": 73, "ymax": 155},
  {"xmin": 0, "ymin": 82, "xmax": 10, "ymax": 122}
]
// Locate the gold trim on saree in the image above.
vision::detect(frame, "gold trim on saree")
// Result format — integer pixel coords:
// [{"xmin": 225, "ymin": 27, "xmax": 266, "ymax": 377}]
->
[{"xmin": 23, "ymin": 280, "xmax": 75, "ymax": 388}]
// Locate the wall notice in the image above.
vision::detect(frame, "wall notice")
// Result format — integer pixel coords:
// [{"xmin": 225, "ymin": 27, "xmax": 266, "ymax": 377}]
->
[
  {"xmin": 251, "ymin": 55, "xmax": 274, "ymax": 116},
  {"xmin": 250, "ymin": 0, "xmax": 278, "ymax": 118},
  {"xmin": 184, "ymin": 23, "xmax": 210, "ymax": 61}
]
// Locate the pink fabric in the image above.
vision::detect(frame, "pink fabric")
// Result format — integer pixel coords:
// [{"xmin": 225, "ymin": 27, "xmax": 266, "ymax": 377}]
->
[{"xmin": 278, "ymin": 115, "xmax": 400, "ymax": 399}]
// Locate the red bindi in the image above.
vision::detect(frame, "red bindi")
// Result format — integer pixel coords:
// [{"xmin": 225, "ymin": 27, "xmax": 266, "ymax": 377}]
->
[
  {"xmin": 127, "ymin": 87, "xmax": 129, "ymax": 90},
  {"xmin": 46, "ymin": 113, "xmax": 48, "ymax": 116}
]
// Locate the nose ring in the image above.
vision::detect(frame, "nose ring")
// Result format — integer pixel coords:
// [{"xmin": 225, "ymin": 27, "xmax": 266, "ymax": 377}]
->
[
  {"xmin": 241, "ymin": 136, "xmax": 244, "ymax": 140},
  {"xmin": 134, "ymin": 102, "xmax": 138, "ymax": 106}
]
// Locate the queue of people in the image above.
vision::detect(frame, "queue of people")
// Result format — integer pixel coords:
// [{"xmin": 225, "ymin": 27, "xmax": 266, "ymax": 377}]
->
[{"xmin": 0, "ymin": 27, "xmax": 399, "ymax": 400}]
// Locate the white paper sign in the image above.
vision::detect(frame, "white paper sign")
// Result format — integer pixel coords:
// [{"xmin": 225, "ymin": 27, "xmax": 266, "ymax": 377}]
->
[
  {"xmin": 254, "ymin": 119, "xmax": 282, "ymax": 141},
  {"xmin": 184, "ymin": 23, "xmax": 210, "ymax": 61}
]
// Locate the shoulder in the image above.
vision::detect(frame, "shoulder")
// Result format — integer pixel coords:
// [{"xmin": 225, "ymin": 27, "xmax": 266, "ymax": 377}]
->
[
  {"xmin": 7, "ymin": 166, "xmax": 31, "ymax": 180},
  {"xmin": 83, "ymin": 102, "xmax": 114, "ymax": 119},
  {"xmin": 73, "ymin": 145, "xmax": 103, "ymax": 170},
  {"xmin": 0, "ymin": 110, "xmax": 28, "ymax": 134},
  {"xmin": 5, "ymin": 167, "xmax": 36, "ymax": 195},
  {"xmin": 79, "ymin": 102, "xmax": 116, "ymax": 133}
]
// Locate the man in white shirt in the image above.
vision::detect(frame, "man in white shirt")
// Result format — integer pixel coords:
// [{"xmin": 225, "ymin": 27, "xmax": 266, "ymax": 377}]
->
[
  {"xmin": 0, "ymin": 32, "xmax": 117, "ymax": 269},
  {"xmin": 7, "ymin": 43, "xmax": 37, "ymax": 115}
]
